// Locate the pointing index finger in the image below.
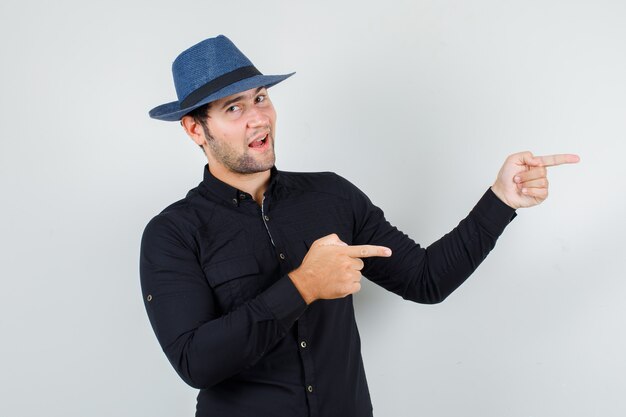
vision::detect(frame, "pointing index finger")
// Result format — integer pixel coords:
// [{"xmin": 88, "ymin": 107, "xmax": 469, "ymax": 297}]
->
[
  {"xmin": 532, "ymin": 154, "xmax": 580, "ymax": 167},
  {"xmin": 345, "ymin": 245, "xmax": 392, "ymax": 258}
]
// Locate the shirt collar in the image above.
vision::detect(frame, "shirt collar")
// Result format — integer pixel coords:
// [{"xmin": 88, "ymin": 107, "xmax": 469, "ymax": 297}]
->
[{"xmin": 198, "ymin": 164, "xmax": 280, "ymax": 207}]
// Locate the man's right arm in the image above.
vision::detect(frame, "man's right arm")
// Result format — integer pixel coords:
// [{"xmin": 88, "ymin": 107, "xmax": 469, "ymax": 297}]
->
[{"xmin": 139, "ymin": 215, "xmax": 307, "ymax": 389}]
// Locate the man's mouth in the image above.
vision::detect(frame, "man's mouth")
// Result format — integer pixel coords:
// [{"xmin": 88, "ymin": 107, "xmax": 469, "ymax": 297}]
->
[{"xmin": 248, "ymin": 133, "xmax": 269, "ymax": 149}]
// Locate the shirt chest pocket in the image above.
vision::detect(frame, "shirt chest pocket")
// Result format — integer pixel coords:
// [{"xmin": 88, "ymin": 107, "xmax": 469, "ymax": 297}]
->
[{"xmin": 203, "ymin": 256, "xmax": 261, "ymax": 312}]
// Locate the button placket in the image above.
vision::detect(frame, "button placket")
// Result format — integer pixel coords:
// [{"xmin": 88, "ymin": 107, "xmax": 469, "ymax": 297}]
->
[{"xmin": 296, "ymin": 318, "xmax": 317, "ymax": 410}]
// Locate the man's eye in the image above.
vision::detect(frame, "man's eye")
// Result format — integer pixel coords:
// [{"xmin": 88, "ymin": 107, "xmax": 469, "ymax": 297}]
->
[
  {"xmin": 256, "ymin": 95, "xmax": 266, "ymax": 103},
  {"xmin": 227, "ymin": 105, "xmax": 240, "ymax": 112}
]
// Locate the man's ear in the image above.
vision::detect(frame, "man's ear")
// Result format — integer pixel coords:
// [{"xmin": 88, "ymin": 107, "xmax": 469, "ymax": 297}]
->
[{"xmin": 180, "ymin": 115, "xmax": 206, "ymax": 147}]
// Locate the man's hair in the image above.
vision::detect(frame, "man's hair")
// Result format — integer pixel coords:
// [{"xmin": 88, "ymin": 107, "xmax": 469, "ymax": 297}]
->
[{"xmin": 187, "ymin": 102, "xmax": 212, "ymax": 127}]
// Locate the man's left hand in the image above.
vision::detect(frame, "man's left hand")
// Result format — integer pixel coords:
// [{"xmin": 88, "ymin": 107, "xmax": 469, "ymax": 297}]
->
[{"xmin": 491, "ymin": 151, "xmax": 580, "ymax": 209}]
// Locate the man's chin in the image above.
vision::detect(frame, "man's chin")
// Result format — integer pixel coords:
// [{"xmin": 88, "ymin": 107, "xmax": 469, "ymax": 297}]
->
[
  {"xmin": 254, "ymin": 153, "xmax": 276, "ymax": 172},
  {"xmin": 233, "ymin": 157, "xmax": 275, "ymax": 175}
]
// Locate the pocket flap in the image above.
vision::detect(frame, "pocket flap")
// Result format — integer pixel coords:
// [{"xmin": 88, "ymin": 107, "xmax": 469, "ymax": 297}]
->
[{"xmin": 204, "ymin": 257, "xmax": 260, "ymax": 286}]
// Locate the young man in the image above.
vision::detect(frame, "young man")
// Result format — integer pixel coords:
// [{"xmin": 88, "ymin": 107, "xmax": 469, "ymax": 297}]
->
[{"xmin": 141, "ymin": 35, "xmax": 579, "ymax": 417}]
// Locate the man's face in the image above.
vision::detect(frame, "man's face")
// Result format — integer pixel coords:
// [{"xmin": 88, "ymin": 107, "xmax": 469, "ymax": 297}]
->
[{"xmin": 199, "ymin": 87, "xmax": 277, "ymax": 175}]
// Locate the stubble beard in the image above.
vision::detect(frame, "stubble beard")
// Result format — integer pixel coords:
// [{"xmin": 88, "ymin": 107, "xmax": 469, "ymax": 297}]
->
[{"xmin": 201, "ymin": 125, "xmax": 275, "ymax": 175}]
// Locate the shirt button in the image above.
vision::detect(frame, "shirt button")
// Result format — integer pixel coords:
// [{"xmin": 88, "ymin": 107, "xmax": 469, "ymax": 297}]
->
[
  {"xmin": 264, "ymin": 215, "xmax": 270, "ymax": 221},
  {"xmin": 307, "ymin": 385, "xmax": 313, "ymax": 393},
  {"xmin": 239, "ymin": 194, "xmax": 246, "ymax": 200},
  {"xmin": 300, "ymin": 341, "xmax": 307, "ymax": 348},
  {"xmin": 146, "ymin": 294, "xmax": 153, "ymax": 302},
  {"xmin": 279, "ymin": 253, "xmax": 286, "ymax": 260},
  {"xmin": 231, "ymin": 198, "xmax": 238, "ymax": 205}
]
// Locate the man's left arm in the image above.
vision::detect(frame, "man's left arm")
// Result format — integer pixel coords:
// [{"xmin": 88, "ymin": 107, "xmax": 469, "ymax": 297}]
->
[{"xmin": 347, "ymin": 151, "xmax": 579, "ymax": 303}]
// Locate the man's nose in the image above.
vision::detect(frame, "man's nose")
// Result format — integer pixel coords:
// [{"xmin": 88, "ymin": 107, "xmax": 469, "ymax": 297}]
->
[{"xmin": 246, "ymin": 107, "xmax": 269, "ymax": 128}]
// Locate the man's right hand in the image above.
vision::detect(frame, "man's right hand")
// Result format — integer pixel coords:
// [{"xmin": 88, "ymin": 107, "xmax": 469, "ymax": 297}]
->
[{"xmin": 288, "ymin": 234, "xmax": 392, "ymax": 305}]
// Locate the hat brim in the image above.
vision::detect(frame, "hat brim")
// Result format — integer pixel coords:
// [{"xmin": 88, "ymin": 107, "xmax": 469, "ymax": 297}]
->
[{"xmin": 149, "ymin": 72, "xmax": 294, "ymax": 121}]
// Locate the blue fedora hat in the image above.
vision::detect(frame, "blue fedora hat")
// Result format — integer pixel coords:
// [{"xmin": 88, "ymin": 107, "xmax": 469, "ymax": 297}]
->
[{"xmin": 149, "ymin": 35, "xmax": 294, "ymax": 121}]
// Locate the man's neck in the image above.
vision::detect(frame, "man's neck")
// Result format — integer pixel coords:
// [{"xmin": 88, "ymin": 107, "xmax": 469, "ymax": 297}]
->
[{"xmin": 208, "ymin": 164, "xmax": 271, "ymax": 205}]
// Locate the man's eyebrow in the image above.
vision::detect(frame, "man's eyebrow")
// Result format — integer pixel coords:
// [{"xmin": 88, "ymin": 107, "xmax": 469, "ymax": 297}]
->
[{"xmin": 220, "ymin": 87, "xmax": 265, "ymax": 110}]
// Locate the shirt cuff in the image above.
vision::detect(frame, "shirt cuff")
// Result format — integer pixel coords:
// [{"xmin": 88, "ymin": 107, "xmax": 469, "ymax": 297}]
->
[
  {"xmin": 471, "ymin": 187, "xmax": 518, "ymax": 236},
  {"xmin": 258, "ymin": 275, "xmax": 308, "ymax": 330}
]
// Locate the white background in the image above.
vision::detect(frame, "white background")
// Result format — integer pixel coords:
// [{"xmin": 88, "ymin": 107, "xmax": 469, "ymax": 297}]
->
[{"xmin": 1, "ymin": 1, "xmax": 625, "ymax": 416}]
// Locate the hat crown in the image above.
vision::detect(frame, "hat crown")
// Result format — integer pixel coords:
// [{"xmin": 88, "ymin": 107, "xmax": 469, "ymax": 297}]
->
[{"xmin": 172, "ymin": 35, "xmax": 253, "ymax": 101}]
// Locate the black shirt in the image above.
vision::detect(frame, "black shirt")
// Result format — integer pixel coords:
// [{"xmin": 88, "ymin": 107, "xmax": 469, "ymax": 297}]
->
[{"xmin": 140, "ymin": 165, "xmax": 516, "ymax": 417}]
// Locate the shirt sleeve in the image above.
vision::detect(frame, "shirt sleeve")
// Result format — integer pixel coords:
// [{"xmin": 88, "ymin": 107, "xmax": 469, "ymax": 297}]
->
[
  {"xmin": 345, "ymin": 180, "xmax": 517, "ymax": 303},
  {"xmin": 139, "ymin": 214, "xmax": 307, "ymax": 389}
]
